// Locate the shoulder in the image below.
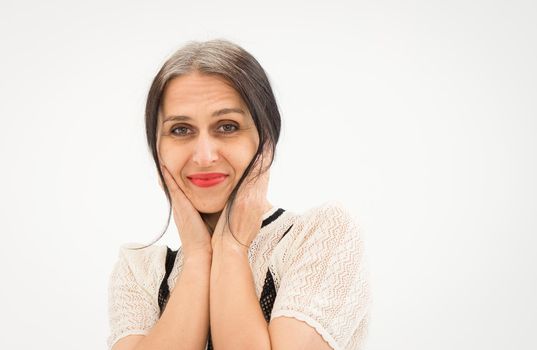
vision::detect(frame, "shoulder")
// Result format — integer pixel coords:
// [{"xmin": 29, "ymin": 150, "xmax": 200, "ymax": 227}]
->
[
  {"xmin": 107, "ymin": 243, "xmax": 168, "ymax": 349},
  {"xmin": 271, "ymin": 201, "xmax": 371, "ymax": 349},
  {"xmin": 301, "ymin": 200, "xmax": 358, "ymax": 223},
  {"xmin": 294, "ymin": 200, "xmax": 361, "ymax": 242},
  {"xmin": 116, "ymin": 242, "xmax": 169, "ymax": 272},
  {"xmin": 277, "ymin": 200, "xmax": 363, "ymax": 266},
  {"xmin": 110, "ymin": 243, "xmax": 169, "ymax": 292}
]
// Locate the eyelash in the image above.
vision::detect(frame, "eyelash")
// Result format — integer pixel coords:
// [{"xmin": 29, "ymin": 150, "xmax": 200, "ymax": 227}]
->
[{"xmin": 170, "ymin": 123, "xmax": 239, "ymax": 137}]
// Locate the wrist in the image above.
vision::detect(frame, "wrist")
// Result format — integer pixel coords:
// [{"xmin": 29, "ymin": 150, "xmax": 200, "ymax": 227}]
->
[
  {"xmin": 218, "ymin": 235, "xmax": 249, "ymax": 257},
  {"xmin": 182, "ymin": 248, "xmax": 213, "ymax": 265}
]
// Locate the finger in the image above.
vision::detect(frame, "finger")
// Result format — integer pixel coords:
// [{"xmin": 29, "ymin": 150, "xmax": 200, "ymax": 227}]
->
[
  {"xmin": 257, "ymin": 145, "xmax": 273, "ymax": 176},
  {"xmin": 246, "ymin": 157, "xmax": 265, "ymax": 185},
  {"xmin": 160, "ymin": 165, "xmax": 178, "ymax": 191},
  {"xmin": 250, "ymin": 157, "xmax": 270, "ymax": 187},
  {"xmin": 238, "ymin": 166, "xmax": 269, "ymax": 201},
  {"xmin": 160, "ymin": 165, "xmax": 188, "ymax": 205},
  {"xmin": 256, "ymin": 167, "xmax": 270, "ymax": 197},
  {"xmin": 260, "ymin": 166, "xmax": 270, "ymax": 185}
]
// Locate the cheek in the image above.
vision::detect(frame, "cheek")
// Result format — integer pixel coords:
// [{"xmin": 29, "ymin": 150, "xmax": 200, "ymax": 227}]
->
[
  {"xmin": 225, "ymin": 141, "xmax": 258, "ymax": 176},
  {"xmin": 158, "ymin": 143, "xmax": 189, "ymax": 178}
]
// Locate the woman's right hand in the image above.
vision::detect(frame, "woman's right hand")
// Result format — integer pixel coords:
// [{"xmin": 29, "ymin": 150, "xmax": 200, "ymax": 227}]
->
[{"xmin": 160, "ymin": 165, "xmax": 213, "ymax": 259}]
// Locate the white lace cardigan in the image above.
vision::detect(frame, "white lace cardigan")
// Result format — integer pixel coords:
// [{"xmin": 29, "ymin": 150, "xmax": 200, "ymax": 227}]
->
[{"xmin": 107, "ymin": 201, "xmax": 371, "ymax": 349}]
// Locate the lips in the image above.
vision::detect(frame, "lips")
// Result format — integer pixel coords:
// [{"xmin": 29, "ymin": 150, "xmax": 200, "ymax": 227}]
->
[
  {"xmin": 187, "ymin": 173, "xmax": 228, "ymax": 188},
  {"xmin": 188, "ymin": 172, "xmax": 227, "ymax": 180}
]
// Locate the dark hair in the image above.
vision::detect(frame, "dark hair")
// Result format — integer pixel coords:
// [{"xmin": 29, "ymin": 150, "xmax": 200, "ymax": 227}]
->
[{"xmin": 128, "ymin": 39, "xmax": 282, "ymax": 250}]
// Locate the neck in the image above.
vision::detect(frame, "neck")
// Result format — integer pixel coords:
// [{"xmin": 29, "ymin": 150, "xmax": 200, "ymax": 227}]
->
[
  {"xmin": 201, "ymin": 211, "xmax": 220, "ymax": 235},
  {"xmin": 201, "ymin": 200, "xmax": 273, "ymax": 235}
]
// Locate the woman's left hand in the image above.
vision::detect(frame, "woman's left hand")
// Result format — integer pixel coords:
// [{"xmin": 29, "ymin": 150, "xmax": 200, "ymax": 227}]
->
[{"xmin": 211, "ymin": 150, "xmax": 272, "ymax": 254}]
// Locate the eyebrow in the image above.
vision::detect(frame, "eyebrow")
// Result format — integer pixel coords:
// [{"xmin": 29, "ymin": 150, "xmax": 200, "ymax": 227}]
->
[{"xmin": 163, "ymin": 107, "xmax": 246, "ymax": 123}]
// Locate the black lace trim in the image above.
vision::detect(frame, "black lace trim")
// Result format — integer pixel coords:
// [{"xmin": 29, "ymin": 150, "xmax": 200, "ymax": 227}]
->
[
  {"xmin": 157, "ymin": 246, "xmax": 177, "ymax": 317},
  {"xmin": 258, "ymin": 224, "xmax": 293, "ymax": 322},
  {"xmin": 262, "ymin": 208, "xmax": 285, "ymax": 228}
]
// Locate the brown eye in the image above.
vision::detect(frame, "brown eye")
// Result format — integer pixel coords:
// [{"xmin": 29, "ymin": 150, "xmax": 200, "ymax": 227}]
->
[
  {"xmin": 171, "ymin": 126, "xmax": 192, "ymax": 136},
  {"xmin": 218, "ymin": 123, "xmax": 238, "ymax": 133}
]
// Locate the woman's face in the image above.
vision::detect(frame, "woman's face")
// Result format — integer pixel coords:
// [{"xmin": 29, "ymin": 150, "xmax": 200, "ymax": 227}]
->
[{"xmin": 157, "ymin": 71, "xmax": 260, "ymax": 214}]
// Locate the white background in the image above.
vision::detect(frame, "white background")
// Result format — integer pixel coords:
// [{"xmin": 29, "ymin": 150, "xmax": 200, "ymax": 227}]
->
[{"xmin": 1, "ymin": 0, "xmax": 535, "ymax": 349}]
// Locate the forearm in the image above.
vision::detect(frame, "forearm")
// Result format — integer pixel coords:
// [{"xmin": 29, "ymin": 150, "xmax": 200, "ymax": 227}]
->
[
  {"xmin": 134, "ymin": 253, "xmax": 212, "ymax": 350},
  {"xmin": 210, "ymin": 240, "xmax": 271, "ymax": 350}
]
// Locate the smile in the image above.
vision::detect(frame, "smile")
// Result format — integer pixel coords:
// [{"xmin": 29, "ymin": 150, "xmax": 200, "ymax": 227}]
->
[{"xmin": 187, "ymin": 174, "xmax": 228, "ymax": 188}]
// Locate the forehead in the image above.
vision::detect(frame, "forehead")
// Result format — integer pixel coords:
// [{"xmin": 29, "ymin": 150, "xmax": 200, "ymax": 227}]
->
[{"xmin": 161, "ymin": 72, "xmax": 246, "ymax": 117}]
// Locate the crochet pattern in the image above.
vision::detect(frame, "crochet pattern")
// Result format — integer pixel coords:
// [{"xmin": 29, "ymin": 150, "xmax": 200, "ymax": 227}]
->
[{"xmin": 107, "ymin": 202, "xmax": 370, "ymax": 349}]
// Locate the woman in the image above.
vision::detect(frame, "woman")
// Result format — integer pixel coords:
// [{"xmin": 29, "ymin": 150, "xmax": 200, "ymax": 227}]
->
[{"xmin": 107, "ymin": 39, "xmax": 370, "ymax": 350}]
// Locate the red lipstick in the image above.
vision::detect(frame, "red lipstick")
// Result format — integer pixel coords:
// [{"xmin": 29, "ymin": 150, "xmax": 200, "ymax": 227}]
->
[{"xmin": 187, "ymin": 173, "xmax": 228, "ymax": 188}]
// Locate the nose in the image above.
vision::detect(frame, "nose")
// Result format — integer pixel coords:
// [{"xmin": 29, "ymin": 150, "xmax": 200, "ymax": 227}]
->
[{"xmin": 192, "ymin": 133, "xmax": 219, "ymax": 167}]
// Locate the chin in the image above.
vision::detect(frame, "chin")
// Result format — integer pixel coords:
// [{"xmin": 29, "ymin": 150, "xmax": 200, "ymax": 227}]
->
[{"xmin": 193, "ymin": 199, "xmax": 226, "ymax": 214}]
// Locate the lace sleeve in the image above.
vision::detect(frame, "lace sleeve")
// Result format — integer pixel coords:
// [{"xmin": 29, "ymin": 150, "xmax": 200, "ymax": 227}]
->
[
  {"xmin": 107, "ymin": 245, "xmax": 161, "ymax": 350},
  {"xmin": 270, "ymin": 202, "xmax": 371, "ymax": 350}
]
